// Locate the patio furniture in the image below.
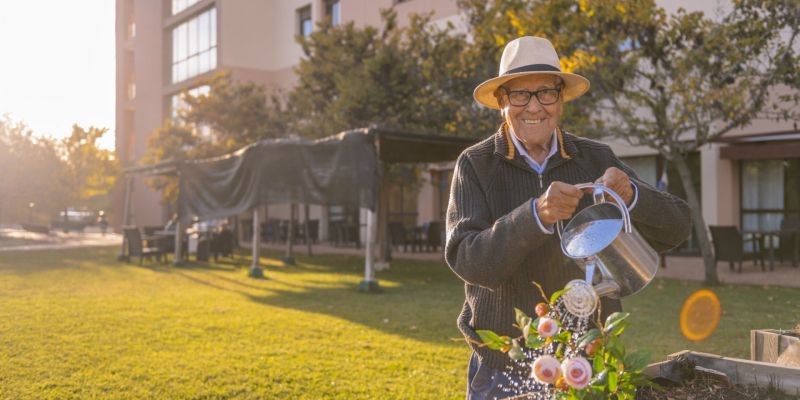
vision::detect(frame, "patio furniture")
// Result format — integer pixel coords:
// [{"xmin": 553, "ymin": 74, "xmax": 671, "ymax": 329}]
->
[
  {"xmin": 210, "ymin": 228, "xmax": 236, "ymax": 262},
  {"xmin": 123, "ymin": 227, "xmax": 168, "ymax": 265},
  {"xmin": 778, "ymin": 218, "xmax": 800, "ymax": 267},
  {"xmin": 709, "ymin": 225, "xmax": 763, "ymax": 273},
  {"xmin": 424, "ymin": 221, "xmax": 443, "ymax": 252},
  {"xmin": 388, "ymin": 222, "xmax": 410, "ymax": 252}
]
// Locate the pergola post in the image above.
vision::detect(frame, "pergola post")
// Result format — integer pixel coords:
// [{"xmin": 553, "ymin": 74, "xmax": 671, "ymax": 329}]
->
[
  {"xmin": 358, "ymin": 207, "xmax": 381, "ymax": 293},
  {"xmin": 173, "ymin": 219, "xmax": 183, "ymax": 265},
  {"xmin": 117, "ymin": 176, "xmax": 134, "ymax": 261},
  {"xmin": 304, "ymin": 203, "xmax": 312, "ymax": 256},
  {"xmin": 283, "ymin": 203, "xmax": 296, "ymax": 265},
  {"xmin": 249, "ymin": 207, "xmax": 264, "ymax": 278}
]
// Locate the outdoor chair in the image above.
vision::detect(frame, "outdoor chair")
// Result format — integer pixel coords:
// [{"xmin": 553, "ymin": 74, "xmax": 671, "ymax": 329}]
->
[
  {"xmin": 210, "ymin": 228, "xmax": 236, "ymax": 262},
  {"xmin": 778, "ymin": 218, "xmax": 800, "ymax": 266},
  {"xmin": 298, "ymin": 219, "xmax": 319, "ymax": 244},
  {"xmin": 709, "ymin": 225, "xmax": 763, "ymax": 273},
  {"xmin": 123, "ymin": 227, "xmax": 167, "ymax": 265},
  {"xmin": 424, "ymin": 221, "xmax": 443, "ymax": 252},
  {"xmin": 388, "ymin": 222, "xmax": 409, "ymax": 252}
]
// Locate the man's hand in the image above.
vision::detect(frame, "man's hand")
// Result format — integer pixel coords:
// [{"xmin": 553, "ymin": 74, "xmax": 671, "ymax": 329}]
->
[
  {"xmin": 535, "ymin": 181, "xmax": 584, "ymax": 226},
  {"xmin": 597, "ymin": 167, "xmax": 633, "ymax": 206}
]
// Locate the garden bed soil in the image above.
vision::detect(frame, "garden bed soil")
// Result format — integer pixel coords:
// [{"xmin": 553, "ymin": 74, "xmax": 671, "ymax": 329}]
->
[{"xmin": 641, "ymin": 351, "xmax": 800, "ymax": 399}]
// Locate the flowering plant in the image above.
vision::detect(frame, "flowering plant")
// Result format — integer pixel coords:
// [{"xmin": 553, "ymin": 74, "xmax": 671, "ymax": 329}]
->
[{"xmin": 475, "ymin": 282, "xmax": 655, "ymax": 399}]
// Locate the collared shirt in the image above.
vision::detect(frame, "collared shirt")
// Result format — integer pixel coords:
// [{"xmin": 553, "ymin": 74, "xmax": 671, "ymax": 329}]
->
[
  {"xmin": 508, "ymin": 126, "xmax": 639, "ymax": 234},
  {"xmin": 508, "ymin": 126, "xmax": 558, "ymax": 174}
]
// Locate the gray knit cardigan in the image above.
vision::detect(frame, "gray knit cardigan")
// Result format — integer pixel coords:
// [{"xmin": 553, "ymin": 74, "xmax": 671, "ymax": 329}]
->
[{"xmin": 445, "ymin": 124, "xmax": 692, "ymax": 372}]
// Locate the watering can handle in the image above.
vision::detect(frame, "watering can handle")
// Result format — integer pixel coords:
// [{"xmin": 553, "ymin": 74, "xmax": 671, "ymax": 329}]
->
[{"xmin": 555, "ymin": 183, "xmax": 632, "ymax": 240}]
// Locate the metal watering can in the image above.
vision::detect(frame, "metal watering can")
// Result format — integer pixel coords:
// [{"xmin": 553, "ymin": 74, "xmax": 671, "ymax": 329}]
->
[{"xmin": 556, "ymin": 183, "xmax": 659, "ymax": 300}]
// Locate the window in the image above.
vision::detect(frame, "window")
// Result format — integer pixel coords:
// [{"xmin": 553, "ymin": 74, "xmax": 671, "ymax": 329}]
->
[
  {"xmin": 298, "ymin": 5, "xmax": 312, "ymax": 37},
  {"xmin": 172, "ymin": 0, "xmax": 201, "ymax": 15},
  {"xmin": 171, "ymin": 85, "xmax": 212, "ymax": 137},
  {"xmin": 127, "ymin": 82, "xmax": 136, "ymax": 100},
  {"xmin": 171, "ymin": 7, "xmax": 217, "ymax": 83},
  {"xmin": 325, "ymin": 0, "xmax": 340, "ymax": 26},
  {"xmin": 171, "ymin": 85, "xmax": 210, "ymax": 120},
  {"xmin": 741, "ymin": 159, "xmax": 800, "ymax": 233}
]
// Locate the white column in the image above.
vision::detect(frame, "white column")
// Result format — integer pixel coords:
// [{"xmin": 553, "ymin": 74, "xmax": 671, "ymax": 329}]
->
[
  {"xmin": 320, "ymin": 206, "xmax": 329, "ymax": 241},
  {"xmin": 173, "ymin": 219, "xmax": 183, "ymax": 265},
  {"xmin": 251, "ymin": 208, "xmax": 261, "ymax": 270},
  {"xmin": 364, "ymin": 208, "xmax": 376, "ymax": 282}
]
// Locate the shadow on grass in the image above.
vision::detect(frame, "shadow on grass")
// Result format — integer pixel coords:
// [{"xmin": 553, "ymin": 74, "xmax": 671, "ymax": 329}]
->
[{"xmin": 172, "ymin": 250, "xmax": 466, "ymax": 344}]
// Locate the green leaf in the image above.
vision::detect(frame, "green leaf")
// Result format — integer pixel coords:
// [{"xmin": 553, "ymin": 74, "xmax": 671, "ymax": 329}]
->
[
  {"xmin": 608, "ymin": 320, "xmax": 627, "ymax": 337},
  {"xmin": 508, "ymin": 339, "xmax": 526, "ymax": 361},
  {"xmin": 590, "ymin": 369, "xmax": 607, "ymax": 386},
  {"xmin": 554, "ymin": 331, "xmax": 572, "ymax": 343},
  {"xmin": 525, "ymin": 335, "xmax": 547, "ymax": 349},
  {"xmin": 593, "ymin": 351, "xmax": 605, "ymax": 373},
  {"xmin": 623, "ymin": 350, "xmax": 651, "ymax": 371},
  {"xmin": 550, "ymin": 287, "xmax": 569, "ymax": 305},
  {"xmin": 608, "ymin": 371, "xmax": 618, "ymax": 393},
  {"xmin": 604, "ymin": 312, "xmax": 629, "ymax": 334},
  {"xmin": 577, "ymin": 328, "xmax": 601, "ymax": 348},
  {"xmin": 606, "ymin": 336, "xmax": 624, "ymax": 360},
  {"xmin": 476, "ymin": 330, "xmax": 507, "ymax": 350},
  {"xmin": 514, "ymin": 307, "xmax": 531, "ymax": 328}
]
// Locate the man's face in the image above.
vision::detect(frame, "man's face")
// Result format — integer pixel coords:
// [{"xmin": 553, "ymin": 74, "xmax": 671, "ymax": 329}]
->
[{"xmin": 499, "ymin": 74, "xmax": 563, "ymax": 148}]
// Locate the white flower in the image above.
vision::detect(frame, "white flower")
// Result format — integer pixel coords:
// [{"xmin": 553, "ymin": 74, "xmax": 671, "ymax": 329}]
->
[
  {"xmin": 561, "ymin": 357, "xmax": 592, "ymax": 390},
  {"xmin": 537, "ymin": 317, "xmax": 559, "ymax": 338},
  {"xmin": 531, "ymin": 355, "xmax": 561, "ymax": 384}
]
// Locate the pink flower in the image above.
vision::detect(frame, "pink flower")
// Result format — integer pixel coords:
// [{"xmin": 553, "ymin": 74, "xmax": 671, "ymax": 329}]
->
[
  {"xmin": 561, "ymin": 357, "xmax": 592, "ymax": 390},
  {"xmin": 531, "ymin": 355, "xmax": 561, "ymax": 384},
  {"xmin": 537, "ymin": 317, "xmax": 559, "ymax": 338}
]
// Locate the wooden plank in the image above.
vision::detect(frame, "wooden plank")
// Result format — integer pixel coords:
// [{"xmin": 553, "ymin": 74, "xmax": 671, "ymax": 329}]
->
[{"xmin": 751, "ymin": 329, "xmax": 800, "ymax": 363}]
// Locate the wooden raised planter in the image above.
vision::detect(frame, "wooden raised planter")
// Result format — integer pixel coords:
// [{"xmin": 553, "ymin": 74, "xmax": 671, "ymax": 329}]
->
[
  {"xmin": 751, "ymin": 329, "xmax": 800, "ymax": 364},
  {"xmin": 645, "ymin": 350, "xmax": 800, "ymax": 396}
]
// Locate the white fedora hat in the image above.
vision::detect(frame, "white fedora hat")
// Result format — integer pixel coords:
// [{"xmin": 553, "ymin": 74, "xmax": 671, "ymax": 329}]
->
[{"xmin": 473, "ymin": 36, "xmax": 590, "ymax": 109}]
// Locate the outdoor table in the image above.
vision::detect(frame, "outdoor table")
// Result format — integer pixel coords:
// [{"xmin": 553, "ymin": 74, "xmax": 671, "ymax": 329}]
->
[{"xmin": 744, "ymin": 228, "xmax": 800, "ymax": 270}]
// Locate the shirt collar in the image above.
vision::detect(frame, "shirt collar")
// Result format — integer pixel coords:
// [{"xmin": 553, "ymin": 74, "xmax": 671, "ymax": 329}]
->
[{"xmin": 508, "ymin": 126, "xmax": 559, "ymax": 174}]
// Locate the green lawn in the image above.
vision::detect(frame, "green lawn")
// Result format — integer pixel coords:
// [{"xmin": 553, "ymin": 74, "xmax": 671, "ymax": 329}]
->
[{"xmin": 0, "ymin": 247, "xmax": 798, "ymax": 399}]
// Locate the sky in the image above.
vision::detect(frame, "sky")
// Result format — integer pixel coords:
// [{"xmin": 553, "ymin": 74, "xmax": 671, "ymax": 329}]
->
[{"xmin": 0, "ymin": 1, "xmax": 116, "ymax": 149}]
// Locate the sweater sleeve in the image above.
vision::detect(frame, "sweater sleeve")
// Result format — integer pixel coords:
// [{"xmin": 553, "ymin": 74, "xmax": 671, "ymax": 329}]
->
[
  {"xmin": 607, "ymin": 150, "xmax": 692, "ymax": 252},
  {"xmin": 444, "ymin": 154, "xmax": 555, "ymax": 290}
]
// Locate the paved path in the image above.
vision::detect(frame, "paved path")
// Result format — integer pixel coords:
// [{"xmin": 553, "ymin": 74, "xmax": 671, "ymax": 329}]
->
[
  {"xmin": 255, "ymin": 242, "xmax": 800, "ymax": 288},
  {"xmin": 0, "ymin": 228, "xmax": 121, "ymax": 252}
]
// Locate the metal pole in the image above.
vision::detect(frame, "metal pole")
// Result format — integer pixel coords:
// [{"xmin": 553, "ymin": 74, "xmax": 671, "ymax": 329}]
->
[
  {"xmin": 358, "ymin": 208, "xmax": 381, "ymax": 293},
  {"xmin": 118, "ymin": 177, "xmax": 133, "ymax": 261},
  {"xmin": 249, "ymin": 208, "xmax": 264, "ymax": 278},
  {"xmin": 173, "ymin": 219, "xmax": 183, "ymax": 265},
  {"xmin": 283, "ymin": 203, "xmax": 296, "ymax": 265},
  {"xmin": 304, "ymin": 203, "xmax": 312, "ymax": 256}
]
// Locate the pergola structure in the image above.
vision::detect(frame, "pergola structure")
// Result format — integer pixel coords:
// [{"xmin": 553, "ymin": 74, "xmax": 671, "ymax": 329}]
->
[{"xmin": 120, "ymin": 126, "xmax": 478, "ymax": 291}]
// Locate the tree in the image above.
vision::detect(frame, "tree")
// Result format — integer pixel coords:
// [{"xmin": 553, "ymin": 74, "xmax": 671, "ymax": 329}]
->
[
  {"xmin": 0, "ymin": 115, "xmax": 72, "ymax": 224},
  {"xmin": 143, "ymin": 72, "xmax": 290, "ymax": 204},
  {"xmin": 61, "ymin": 124, "xmax": 120, "ymax": 211},
  {"xmin": 291, "ymin": 10, "xmax": 498, "ymax": 138},
  {"xmin": 181, "ymin": 71, "xmax": 290, "ymax": 149},
  {"xmin": 459, "ymin": 0, "xmax": 799, "ymax": 284}
]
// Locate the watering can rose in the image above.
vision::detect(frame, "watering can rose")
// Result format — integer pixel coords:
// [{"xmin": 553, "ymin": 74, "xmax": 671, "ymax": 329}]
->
[
  {"xmin": 531, "ymin": 355, "xmax": 561, "ymax": 384},
  {"xmin": 537, "ymin": 317, "xmax": 559, "ymax": 338},
  {"xmin": 561, "ymin": 357, "xmax": 592, "ymax": 389}
]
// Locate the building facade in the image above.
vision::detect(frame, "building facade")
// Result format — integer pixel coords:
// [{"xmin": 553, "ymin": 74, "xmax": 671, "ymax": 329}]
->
[{"xmin": 116, "ymin": 0, "xmax": 799, "ymax": 249}]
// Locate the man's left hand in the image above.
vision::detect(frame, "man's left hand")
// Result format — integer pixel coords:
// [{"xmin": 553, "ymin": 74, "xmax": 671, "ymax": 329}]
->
[{"xmin": 596, "ymin": 167, "xmax": 633, "ymax": 206}]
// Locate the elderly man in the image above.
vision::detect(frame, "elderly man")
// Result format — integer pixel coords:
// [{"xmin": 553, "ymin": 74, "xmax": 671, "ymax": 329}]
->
[{"xmin": 445, "ymin": 36, "xmax": 691, "ymax": 399}]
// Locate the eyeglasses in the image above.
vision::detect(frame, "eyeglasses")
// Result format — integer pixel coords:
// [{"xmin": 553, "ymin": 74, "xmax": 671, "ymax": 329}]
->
[{"xmin": 502, "ymin": 86, "xmax": 562, "ymax": 107}]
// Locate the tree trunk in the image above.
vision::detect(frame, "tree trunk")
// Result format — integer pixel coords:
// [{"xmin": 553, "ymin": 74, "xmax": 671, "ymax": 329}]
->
[{"xmin": 671, "ymin": 152, "xmax": 719, "ymax": 285}]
